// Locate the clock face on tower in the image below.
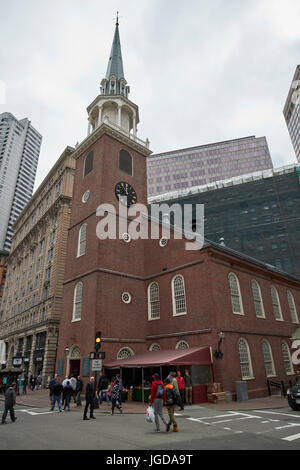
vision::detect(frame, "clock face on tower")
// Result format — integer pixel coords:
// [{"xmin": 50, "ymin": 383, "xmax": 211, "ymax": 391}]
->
[{"xmin": 115, "ymin": 181, "xmax": 137, "ymax": 207}]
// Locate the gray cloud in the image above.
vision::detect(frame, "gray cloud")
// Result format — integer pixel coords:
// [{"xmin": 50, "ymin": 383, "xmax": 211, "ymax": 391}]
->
[{"xmin": 0, "ymin": 0, "xmax": 299, "ymax": 191}]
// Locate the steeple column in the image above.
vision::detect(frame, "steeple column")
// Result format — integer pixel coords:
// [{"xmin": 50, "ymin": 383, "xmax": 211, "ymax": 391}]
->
[
  {"xmin": 117, "ymin": 105, "xmax": 122, "ymax": 127},
  {"xmin": 87, "ymin": 117, "xmax": 92, "ymax": 136},
  {"xmin": 98, "ymin": 105, "xmax": 103, "ymax": 127},
  {"xmin": 133, "ymin": 114, "xmax": 137, "ymax": 137}
]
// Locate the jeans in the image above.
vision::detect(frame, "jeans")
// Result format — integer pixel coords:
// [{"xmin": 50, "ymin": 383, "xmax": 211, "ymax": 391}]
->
[
  {"xmin": 2, "ymin": 406, "xmax": 16, "ymax": 423},
  {"xmin": 51, "ymin": 395, "xmax": 62, "ymax": 411},
  {"xmin": 64, "ymin": 395, "xmax": 71, "ymax": 409},
  {"xmin": 76, "ymin": 391, "xmax": 82, "ymax": 406},
  {"xmin": 84, "ymin": 398, "xmax": 94, "ymax": 418},
  {"xmin": 99, "ymin": 390, "xmax": 109, "ymax": 405},
  {"xmin": 153, "ymin": 398, "xmax": 167, "ymax": 430}
]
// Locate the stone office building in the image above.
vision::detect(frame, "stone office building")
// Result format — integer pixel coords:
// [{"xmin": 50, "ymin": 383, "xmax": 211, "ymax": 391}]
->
[{"xmin": 0, "ymin": 147, "xmax": 75, "ymax": 383}]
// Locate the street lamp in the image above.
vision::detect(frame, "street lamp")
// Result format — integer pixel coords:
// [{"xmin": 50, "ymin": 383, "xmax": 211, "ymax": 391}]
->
[
  {"xmin": 65, "ymin": 347, "xmax": 70, "ymax": 356},
  {"xmin": 214, "ymin": 331, "xmax": 225, "ymax": 360}
]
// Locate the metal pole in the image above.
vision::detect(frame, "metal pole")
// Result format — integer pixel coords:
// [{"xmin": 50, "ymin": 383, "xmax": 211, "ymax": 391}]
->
[{"xmin": 142, "ymin": 368, "xmax": 144, "ymax": 403}]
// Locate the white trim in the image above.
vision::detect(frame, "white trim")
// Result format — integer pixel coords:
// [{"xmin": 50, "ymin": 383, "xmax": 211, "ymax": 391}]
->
[
  {"xmin": 238, "ymin": 337, "xmax": 254, "ymax": 380},
  {"xmin": 251, "ymin": 279, "xmax": 266, "ymax": 319},
  {"xmin": 282, "ymin": 340, "xmax": 294, "ymax": 375},
  {"xmin": 262, "ymin": 339, "xmax": 276, "ymax": 378},
  {"xmin": 72, "ymin": 282, "xmax": 83, "ymax": 322},
  {"xmin": 270, "ymin": 286, "xmax": 283, "ymax": 321},
  {"xmin": 228, "ymin": 272, "xmax": 244, "ymax": 315},
  {"xmin": 287, "ymin": 290, "xmax": 299, "ymax": 324},
  {"xmin": 148, "ymin": 282, "xmax": 160, "ymax": 321},
  {"xmin": 77, "ymin": 224, "xmax": 87, "ymax": 258}
]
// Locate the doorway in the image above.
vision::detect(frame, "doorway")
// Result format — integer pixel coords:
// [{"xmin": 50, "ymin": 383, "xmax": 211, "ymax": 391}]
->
[{"xmin": 69, "ymin": 360, "xmax": 80, "ymax": 377}]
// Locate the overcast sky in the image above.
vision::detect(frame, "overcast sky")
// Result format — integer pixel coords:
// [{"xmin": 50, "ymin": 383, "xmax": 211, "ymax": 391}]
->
[{"xmin": 1, "ymin": 0, "xmax": 299, "ymax": 190}]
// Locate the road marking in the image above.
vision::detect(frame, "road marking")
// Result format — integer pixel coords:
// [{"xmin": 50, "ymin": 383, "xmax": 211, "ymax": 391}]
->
[
  {"xmin": 18, "ymin": 409, "xmax": 57, "ymax": 416},
  {"xmin": 282, "ymin": 432, "xmax": 300, "ymax": 442},
  {"xmin": 275, "ymin": 423, "xmax": 300, "ymax": 430},
  {"xmin": 253, "ymin": 410, "xmax": 300, "ymax": 419}
]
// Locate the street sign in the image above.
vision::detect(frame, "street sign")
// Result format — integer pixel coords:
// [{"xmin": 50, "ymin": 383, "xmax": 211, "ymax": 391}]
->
[
  {"xmin": 92, "ymin": 359, "xmax": 102, "ymax": 371},
  {"xmin": 12, "ymin": 357, "xmax": 22, "ymax": 366}
]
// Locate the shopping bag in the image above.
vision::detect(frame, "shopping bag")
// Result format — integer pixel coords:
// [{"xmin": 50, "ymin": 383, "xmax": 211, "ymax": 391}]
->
[{"xmin": 146, "ymin": 406, "xmax": 154, "ymax": 423}]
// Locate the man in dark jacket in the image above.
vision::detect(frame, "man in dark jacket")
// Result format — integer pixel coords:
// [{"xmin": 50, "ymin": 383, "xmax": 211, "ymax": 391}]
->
[
  {"xmin": 50, "ymin": 380, "xmax": 63, "ymax": 412},
  {"xmin": 76, "ymin": 375, "xmax": 83, "ymax": 406},
  {"xmin": 2, "ymin": 383, "xmax": 17, "ymax": 424},
  {"xmin": 83, "ymin": 376, "xmax": 96, "ymax": 420},
  {"xmin": 63, "ymin": 381, "xmax": 73, "ymax": 411}
]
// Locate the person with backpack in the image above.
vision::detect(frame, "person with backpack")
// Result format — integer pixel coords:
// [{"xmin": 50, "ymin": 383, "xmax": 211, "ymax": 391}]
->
[
  {"xmin": 149, "ymin": 373, "xmax": 168, "ymax": 432},
  {"xmin": 165, "ymin": 377, "xmax": 178, "ymax": 432},
  {"xmin": 98, "ymin": 373, "xmax": 110, "ymax": 406}
]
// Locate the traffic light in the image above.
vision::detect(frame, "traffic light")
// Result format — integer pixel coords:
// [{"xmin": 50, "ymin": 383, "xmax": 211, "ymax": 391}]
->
[{"xmin": 95, "ymin": 331, "xmax": 102, "ymax": 351}]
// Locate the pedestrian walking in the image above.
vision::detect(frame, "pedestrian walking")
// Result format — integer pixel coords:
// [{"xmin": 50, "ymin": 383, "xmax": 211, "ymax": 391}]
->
[
  {"xmin": 63, "ymin": 381, "xmax": 73, "ymax": 411},
  {"xmin": 23, "ymin": 376, "xmax": 28, "ymax": 395},
  {"xmin": 50, "ymin": 380, "xmax": 63, "ymax": 412},
  {"xmin": 2, "ymin": 376, "xmax": 7, "ymax": 393},
  {"xmin": 2, "ymin": 383, "xmax": 17, "ymax": 424},
  {"xmin": 98, "ymin": 374, "xmax": 110, "ymax": 406},
  {"xmin": 49, "ymin": 375, "xmax": 58, "ymax": 403},
  {"xmin": 36, "ymin": 374, "xmax": 42, "ymax": 390},
  {"xmin": 176, "ymin": 371, "xmax": 185, "ymax": 410},
  {"xmin": 69, "ymin": 376, "xmax": 77, "ymax": 403},
  {"xmin": 149, "ymin": 373, "xmax": 168, "ymax": 432},
  {"xmin": 165, "ymin": 377, "xmax": 178, "ymax": 432},
  {"xmin": 83, "ymin": 377, "xmax": 96, "ymax": 420},
  {"xmin": 30, "ymin": 376, "xmax": 36, "ymax": 391},
  {"xmin": 76, "ymin": 376, "xmax": 83, "ymax": 406},
  {"xmin": 110, "ymin": 377, "xmax": 123, "ymax": 415},
  {"xmin": 184, "ymin": 369, "xmax": 193, "ymax": 405}
]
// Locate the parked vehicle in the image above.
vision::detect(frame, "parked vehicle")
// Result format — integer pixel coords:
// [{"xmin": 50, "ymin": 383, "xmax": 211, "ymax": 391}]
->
[{"xmin": 287, "ymin": 385, "xmax": 300, "ymax": 411}]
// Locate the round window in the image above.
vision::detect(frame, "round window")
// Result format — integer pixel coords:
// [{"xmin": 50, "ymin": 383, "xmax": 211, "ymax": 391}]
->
[
  {"xmin": 122, "ymin": 233, "xmax": 131, "ymax": 243},
  {"xmin": 122, "ymin": 292, "xmax": 132, "ymax": 304},
  {"xmin": 82, "ymin": 190, "xmax": 90, "ymax": 203},
  {"xmin": 159, "ymin": 237, "xmax": 168, "ymax": 247}
]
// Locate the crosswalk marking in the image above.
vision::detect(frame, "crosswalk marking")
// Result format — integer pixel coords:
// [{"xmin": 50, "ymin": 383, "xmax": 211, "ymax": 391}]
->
[
  {"xmin": 282, "ymin": 432, "xmax": 300, "ymax": 442},
  {"xmin": 18, "ymin": 408, "xmax": 58, "ymax": 416}
]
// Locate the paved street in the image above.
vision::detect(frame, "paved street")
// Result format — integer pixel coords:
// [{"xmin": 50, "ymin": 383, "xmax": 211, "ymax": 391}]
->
[{"xmin": 1, "ymin": 401, "xmax": 300, "ymax": 450}]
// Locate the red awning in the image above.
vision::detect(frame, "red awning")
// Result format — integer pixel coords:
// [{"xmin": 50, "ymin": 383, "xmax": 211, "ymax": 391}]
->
[{"xmin": 104, "ymin": 346, "xmax": 212, "ymax": 369}]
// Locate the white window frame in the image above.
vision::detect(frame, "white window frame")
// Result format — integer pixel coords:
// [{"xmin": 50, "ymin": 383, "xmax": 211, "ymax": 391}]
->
[
  {"xmin": 251, "ymin": 279, "xmax": 265, "ymax": 318},
  {"xmin": 171, "ymin": 274, "xmax": 187, "ymax": 317},
  {"xmin": 77, "ymin": 224, "xmax": 87, "ymax": 258},
  {"xmin": 117, "ymin": 347, "xmax": 134, "ymax": 360},
  {"xmin": 262, "ymin": 340, "xmax": 276, "ymax": 377},
  {"xmin": 270, "ymin": 286, "xmax": 283, "ymax": 321},
  {"xmin": 72, "ymin": 282, "xmax": 83, "ymax": 322},
  {"xmin": 282, "ymin": 341, "xmax": 294, "ymax": 375},
  {"xmin": 238, "ymin": 338, "xmax": 254, "ymax": 380},
  {"xmin": 287, "ymin": 290, "xmax": 299, "ymax": 324},
  {"xmin": 175, "ymin": 340, "xmax": 189, "ymax": 350},
  {"xmin": 228, "ymin": 272, "xmax": 244, "ymax": 315},
  {"xmin": 149, "ymin": 343, "xmax": 161, "ymax": 351},
  {"xmin": 148, "ymin": 282, "xmax": 160, "ymax": 321}
]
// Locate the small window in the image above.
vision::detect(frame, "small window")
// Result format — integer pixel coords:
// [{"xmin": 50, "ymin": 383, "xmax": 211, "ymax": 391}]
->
[
  {"xmin": 148, "ymin": 282, "xmax": 160, "ymax": 320},
  {"xmin": 251, "ymin": 280, "xmax": 265, "ymax": 318},
  {"xmin": 83, "ymin": 151, "xmax": 93, "ymax": 177},
  {"xmin": 175, "ymin": 340, "xmax": 189, "ymax": 350},
  {"xmin": 119, "ymin": 149, "xmax": 133, "ymax": 176},
  {"xmin": 72, "ymin": 282, "xmax": 83, "ymax": 322},
  {"xmin": 287, "ymin": 290, "xmax": 299, "ymax": 323},
  {"xmin": 262, "ymin": 340, "xmax": 276, "ymax": 377},
  {"xmin": 229, "ymin": 273, "xmax": 244, "ymax": 315},
  {"xmin": 117, "ymin": 347, "xmax": 134, "ymax": 360},
  {"xmin": 282, "ymin": 341, "xmax": 294, "ymax": 375},
  {"xmin": 149, "ymin": 343, "xmax": 161, "ymax": 351},
  {"xmin": 271, "ymin": 286, "xmax": 283, "ymax": 321},
  {"xmin": 238, "ymin": 338, "xmax": 254, "ymax": 379},
  {"xmin": 172, "ymin": 275, "xmax": 187, "ymax": 316},
  {"xmin": 77, "ymin": 224, "xmax": 87, "ymax": 257}
]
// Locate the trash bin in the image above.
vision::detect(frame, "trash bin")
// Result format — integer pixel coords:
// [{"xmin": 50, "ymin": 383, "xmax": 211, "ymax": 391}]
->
[{"xmin": 235, "ymin": 381, "xmax": 248, "ymax": 402}]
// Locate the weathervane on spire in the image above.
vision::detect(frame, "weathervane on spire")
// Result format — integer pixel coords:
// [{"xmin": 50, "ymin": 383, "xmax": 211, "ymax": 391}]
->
[{"xmin": 116, "ymin": 11, "xmax": 119, "ymax": 26}]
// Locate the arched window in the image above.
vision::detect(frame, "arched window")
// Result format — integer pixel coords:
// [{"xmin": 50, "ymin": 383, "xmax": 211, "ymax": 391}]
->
[
  {"xmin": 149, "ymin": 343, "xmax": 161, "ymax": 351},
  {"xmin": 77, "ymin": 224, "xmax": 87, "ymax": 257},
  {"xmin": 83, "ymin": 150, "xmax": 93, "ymax": 177},
  {"xmin": 282, "ymin": 341, "xmax": 294, "ymax": 375},
  {"xmin": 238, "ymin": 338, "xmax": 253, "ymax": 379},
  {"xmin": 262, "ymin": 340, "xmax": 276, "ymax": 377},
  {"xmin": 175, "ymin": 340, "xmax": 189, "ymax": 350},
  {"xmin": 148, "ymin": 282, "xmax": 160, "ymax": 320},
  {"xmin": 229, "ymin": 273, "xmax": 244, "ymax": 315},
  {"xmin": 251, "ymin": 280, "xmax": 265, "ymax": 318},
  {"xmin": 119, "ymin": 149, "xmax": 133, "ymax": 176},
  {"xmin": 117, "ymin": 347, "xmax": 134, "ymax": 360},
  {"xmin": 287, "ymin": 290, "xmax": 299, "ymax": 323},
  {"xmin": 271, "ymin": 286, "xmax": 283, "ymax": 321},
  {"xmin": 72, "ymin": 282, "xmax": 83, "ymax": 322},
  {"xmin": 172, "ymin": 275, "xmax": 187, "ymax": 316}
]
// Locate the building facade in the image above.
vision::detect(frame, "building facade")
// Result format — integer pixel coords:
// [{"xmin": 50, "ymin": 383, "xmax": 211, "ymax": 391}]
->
[
  {"xmin": 0, "ymin": 147, "xmax": 75, "ymax": 382},
  {"xmin": 283, "ymin": 65, "xmax": 300, "ymax": 162},
  {"xmin": 0, "ymin": 112, "xmax": 42, "ymax": 252},
  {"xmin": 55, "ymin": 22, "xmax": 300, "ymax": 400},
  {"xmin": 0, "ymin": 250, "xmax": 9, "ymax": 301},
  {"xmin": 147, "ymin": 135, "xmax": 273, "ymax": 197},
  {"xmin": 149, "ymin": 164, "xmax": 300, "ymax": 278}
]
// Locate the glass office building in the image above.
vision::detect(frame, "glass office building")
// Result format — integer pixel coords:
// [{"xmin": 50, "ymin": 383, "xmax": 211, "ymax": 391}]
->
[
  {"xmin": 147, "ymin": 135, "xmax": 273, "ymax": 197},
  {"xmin": 283, "ymin": 65, "xmax": 300, "ymax": 162},
  {"xmin": 149, "ymin": 164, "xmax": 300, "ymax": 277}
]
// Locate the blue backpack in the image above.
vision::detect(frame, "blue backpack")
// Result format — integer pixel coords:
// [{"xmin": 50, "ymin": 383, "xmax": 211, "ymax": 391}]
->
[{"xmin": 156, "ymin": 383, "xmax": 164, "ymax": 398}]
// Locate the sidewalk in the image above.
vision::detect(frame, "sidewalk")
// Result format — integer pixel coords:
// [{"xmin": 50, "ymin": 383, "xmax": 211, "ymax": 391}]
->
[{"xmin": 0, "ymin": 388, "xmax": 288, "ymax": 413}]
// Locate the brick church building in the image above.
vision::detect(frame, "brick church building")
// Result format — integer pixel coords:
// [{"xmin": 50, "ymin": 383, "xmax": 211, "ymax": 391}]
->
[{"xmin": 55, "ymin": 20, "xmax": 300, "ymax": 401}]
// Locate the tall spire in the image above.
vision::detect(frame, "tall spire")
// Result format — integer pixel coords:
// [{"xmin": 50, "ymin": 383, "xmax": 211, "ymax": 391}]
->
[{"xmin": 105, "ymin": 15, "xmax": 125, "ymax": 81}]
